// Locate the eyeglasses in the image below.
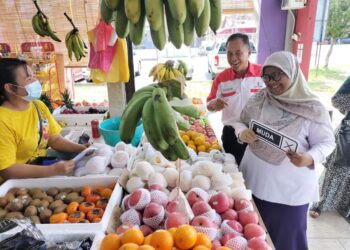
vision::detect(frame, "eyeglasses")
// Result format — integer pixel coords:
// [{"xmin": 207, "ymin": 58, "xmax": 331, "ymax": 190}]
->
[{"xmin": 262, "ymin": 72, "xmax": 285, "ymax": 83}]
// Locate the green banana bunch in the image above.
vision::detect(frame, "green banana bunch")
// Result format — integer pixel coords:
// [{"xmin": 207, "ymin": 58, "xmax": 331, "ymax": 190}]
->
[
  {"xmin": 177, "ymin": 60, "xmax": 188, "ymax": 77},
  {"xmin": 65, "ymin": 29, "xmax": 87, "ymax": 61},
  {"xmin": 120, "ymin": 84, "xmax": 189, "ymax": 160},
  {"xmin": 32, "ymin": 12, "xmax": 61, "ymax": 42}
]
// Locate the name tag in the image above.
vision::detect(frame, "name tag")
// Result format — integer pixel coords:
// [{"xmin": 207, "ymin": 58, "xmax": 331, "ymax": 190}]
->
[{"xmin": 250, "ymin": 120, "xmax": 299, "ymax": 152}]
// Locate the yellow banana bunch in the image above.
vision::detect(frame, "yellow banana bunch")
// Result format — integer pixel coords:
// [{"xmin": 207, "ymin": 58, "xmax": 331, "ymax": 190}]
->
[
  {"xmin": 149, "ymin": 61, "xmax": 185, "ymax": 82},
  {"xmin": 65, "ymin": 29, "xmax": 87, "ymax": 62}
]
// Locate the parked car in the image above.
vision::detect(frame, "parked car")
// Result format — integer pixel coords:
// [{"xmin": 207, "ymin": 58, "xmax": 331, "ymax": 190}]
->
[
  {"xmin": 207, "ymin": 40, "xmax": 257, "ymax": 79},
  {"xmin": 337, "ymin": 35, "xmax": 350, "ymax": 44}
]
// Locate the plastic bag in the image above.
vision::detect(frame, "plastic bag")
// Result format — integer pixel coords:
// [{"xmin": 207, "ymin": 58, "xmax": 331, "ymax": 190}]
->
[
  {"xmin": 46, "ymin": 237, "xmax": 92, "ymax": 250},
  {"xmin": 93, "ymin": 20, "xmax": 113, "ymax": 52},
  {"xmin": 90, "ymin": 38, "xmax": 130, "ymax": 83}
]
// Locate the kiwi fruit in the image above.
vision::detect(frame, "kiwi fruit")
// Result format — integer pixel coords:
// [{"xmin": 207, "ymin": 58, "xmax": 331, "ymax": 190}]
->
[
  {"xmin": 16, "ymin": 188, "xmax": 28, "ymax": 196},
  {"xmin": 30, "ymin": 199, "xmax": 42, "ymax": 207},
  {"xmin": 54, "ymin": 204, "xmax": 67, "ymax": 214},
  {"xmin": 55, "ymin": 192, "xmax": 67, "ymax": 202},
  {"xmin": 18, "ymin": 195, "xmax": 32, "ymax": 207},
  {"xmin": 66, "ymin": 192, "xmax": 79, "ymax": 202},
  {"xmin": 42, "ymin": 196, "xmax": 54, "ymax": 203},
  {"xmin": 32, "ymin": 192, "xmax": 47, "ymax": 200},
  {"xmin": 5, "ymin": 212, "xmax": 24, "ymax": 219},
  {"xmin": 49, "ymin": 200, "xmax": 64, "ymax": 210},
  {"xmin": 39, "ymin": 208, "xmax": 52, "ymax": 223},
  {"xmin": 24, "ymin": 205, "xmax": 38, "ymax": 217},
  {"xmin": 30, "ymin": 215, "xmax": 41, "ymax": 224},
  {"xmin": 0, "ymin": 208, "xmax": 8, "ymax": 218},
  {"xmin": 29, "ymin": 188, "xmax": 43, "ymax": 196},
  {"xmin": 6, "ymin": 199, "xmax": 24, "ymax": 212},
  {"xmin": 39, "ymin": 200, "xmax": 50, "ymax": 208},
  {"xmin": 62, "ymin": 188, "xmax": 73, "ymax": 194},
  {"xmin": 5, "ymin": 193, "xmax": 15, "ymax": 203},
  {"xmin": 47, "ymin": 187, "xmax": 60, "ymax": 197},
  {"xmin": 72, "ymin": 187, "xmax": 81, "ymax": 193},
  {"xmin": 8, "ymin": 187, "xmax": 20, "ymax": 195},
  {"xmin": 0, "ymin": 197, "xmax": 8, "ymax": 208},
  {"xmin": 71, "ymin": 196, "xmax": 85, "ymax": 203}
]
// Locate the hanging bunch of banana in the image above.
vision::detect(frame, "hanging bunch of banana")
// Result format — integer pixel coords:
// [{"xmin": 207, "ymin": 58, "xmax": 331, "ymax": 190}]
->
[
  {"xmin": 64, "ymin": 13, "xmax": 87, "ymax": 62},
  {"xmin": 119, "ymin": 84, "xmax": 190, "ymax": 161},
  {"xmin": 101, "ymin": 0, "xmax": 222, "ymax": 50},
  {"xmin": 31, "ymin": 0, "xmax": 61, "ymax": 42},
  {"xmin": 149, "ymin": 60, "xmax": 184, "ymax": 82}
]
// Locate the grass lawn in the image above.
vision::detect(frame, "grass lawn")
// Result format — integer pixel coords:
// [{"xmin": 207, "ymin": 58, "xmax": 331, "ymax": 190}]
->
[{"xmin": 308, "ymin": 66, "xmax": 350, "ymax": 95}]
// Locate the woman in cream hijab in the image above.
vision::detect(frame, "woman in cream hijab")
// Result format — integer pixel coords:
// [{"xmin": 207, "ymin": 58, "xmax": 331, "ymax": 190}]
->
[{"xmin": 235, "ymin": 51, "xmax": 335, "ymax": 250}]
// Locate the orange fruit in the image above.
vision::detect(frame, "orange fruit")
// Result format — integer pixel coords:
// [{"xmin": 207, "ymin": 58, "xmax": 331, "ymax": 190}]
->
[
  {"xmin": 194, "ymin": 137, "xmax": 205, "ymax": 146},
  {"xmin": 216, "ymin": 247, "xmax": 231, "ymax": 250},
  {"xmin": 204, "ymin": 142, "xmax": 211, "ymax": 150},
  {"xmin": 182, "ymin": 135, "xmax": 190, "ymax": 143},
  {"xmin": 174, "ymin": 225, "xmax": 197, "ymax": 250},
  {"xmin": 188, "ymin": 144, "xmax": 197, "ymax": 152},
  {"xmin": 210, "ymin": 144, "xmax": 221, "ymax": 150},
  {"xmin": 193, "ymin": 246, "xmax": 210, "ymax": 250},
  {"xmin": 144, "ymin": 235, "xmax": 152, "ymax": 245},
  {"xmin": 150, "ymin": 230, "xmax": 174, "ymax": 250},
  {"xmin": 100, "ymin": 234, "xmax": 121, "ymax": 250},
  {"xmin": 121, "ymin": 228, "xmax": 144, "ymax": 246},
  {"xmin": 179, "ymin": 131, "xmax": 186, "ymax": 136},
  {"xmin": 119, "ymin": 243, "xmax": 139, "ymax": 250},
  {"xmin": 138, "ymin": 245, "xmax": 155, "ymax": 250},
  {"xmin": 197, "ymin": 145, "xmax": 207, "ymax": 152},
  {"xmin": 187, "ymin": 140, "xmax": 195, "ymax": 146},
  {"xmin": 194, "ymin": 233, "xmax": 212, "ymax": 249},
  {"xmin": 168, "ymin": 228, "xmax": 177, "ymax": 239}
]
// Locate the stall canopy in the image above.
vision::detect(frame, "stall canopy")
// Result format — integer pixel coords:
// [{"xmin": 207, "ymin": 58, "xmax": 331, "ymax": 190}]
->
[{"xmin": 0, "ymin": 0, "xmax": 255, "ymax": 64}]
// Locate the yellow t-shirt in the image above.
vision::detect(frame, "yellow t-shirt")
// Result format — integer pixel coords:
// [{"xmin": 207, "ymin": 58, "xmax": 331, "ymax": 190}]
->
[{"xmin": 0, "ymin": 100, "xmax": 62, "ymax": 170}]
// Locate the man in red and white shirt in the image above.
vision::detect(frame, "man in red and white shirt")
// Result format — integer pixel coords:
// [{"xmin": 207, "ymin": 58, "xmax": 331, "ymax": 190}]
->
[{"xmin": 207, "ymin": 33, "xmax": 265, "ymax": 164}]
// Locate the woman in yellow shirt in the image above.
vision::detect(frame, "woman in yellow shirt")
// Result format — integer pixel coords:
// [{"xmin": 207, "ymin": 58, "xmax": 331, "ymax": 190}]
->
[{"xmin": 0, "ymin": 58, "xmax": 88, "ymax": 180}]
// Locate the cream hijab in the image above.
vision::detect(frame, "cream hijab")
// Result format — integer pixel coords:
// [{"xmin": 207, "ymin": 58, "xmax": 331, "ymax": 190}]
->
[{"xmin": 240, "ymin": 51, "xmax": 331, "ymax": 164}]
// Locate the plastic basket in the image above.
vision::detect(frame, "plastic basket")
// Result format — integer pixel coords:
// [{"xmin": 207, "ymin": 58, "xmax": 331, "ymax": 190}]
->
[{"xmin": 99, "ymin": 116, "xmax": 143, "ymax": 146}]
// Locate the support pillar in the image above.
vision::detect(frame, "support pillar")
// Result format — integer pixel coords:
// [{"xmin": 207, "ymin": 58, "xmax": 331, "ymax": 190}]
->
[
  {"xmin": 107, "ymin": 83, "xmax": 126, "ymax": 117},
  {"xmin": 292, "ymin": 0, "xmax": 318, "ymax": 79},
  {"xmin": 257, "ymin": 0, "xmax": 288, "ymax": 65}
]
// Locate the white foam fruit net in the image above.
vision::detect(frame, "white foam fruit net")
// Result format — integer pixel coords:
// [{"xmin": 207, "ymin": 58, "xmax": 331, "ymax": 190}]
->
[
  {"xmin": 193, "ymin": 226, "xmax": 218, "ymax": 241},
  {"xmin": 150, "ymin": 190, "xmax": 168, "ymax": 207},
  {"xmin": 225, "ymin": 236, "xmax": 248, "ymax": 250},
  {"xmin": 128, "ymin": 189, "xmax": 151, "ymax": 211},
  {"xmin": 143, "ymin": 206, "xmax": 165, "ymax": 229},
  {"xmin": 120, "ymin": 209, "xmax": 141, "ymax": 226}
]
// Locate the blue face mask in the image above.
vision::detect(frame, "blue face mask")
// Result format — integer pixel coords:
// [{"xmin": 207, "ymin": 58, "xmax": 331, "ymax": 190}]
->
[{"xmin": 17, "ymin": 80, "xmax": 42, "ymax": 102}]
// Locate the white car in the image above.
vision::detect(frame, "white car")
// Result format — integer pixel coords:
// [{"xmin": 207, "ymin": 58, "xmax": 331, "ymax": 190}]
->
[
  {"xmin": 133, "ymin": 51, "xmax": 141, "ymax": 77},
  {"xmin": 207, "ymin": 40, "xmax": 257, "ymax": 79}
]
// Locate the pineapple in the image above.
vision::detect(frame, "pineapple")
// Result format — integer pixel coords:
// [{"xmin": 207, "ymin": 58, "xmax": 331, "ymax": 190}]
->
[
  {"xmin": 40, "ymin": 92, "xmax": 54, "ymax": 113},
  {"xmin": 61, "ymin": 89, "xmax": 74, "ymax": 110}
]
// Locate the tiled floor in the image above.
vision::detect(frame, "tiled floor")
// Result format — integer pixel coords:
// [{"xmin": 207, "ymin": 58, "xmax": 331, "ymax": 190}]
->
[{"xmin": 308, "ymin": 212, "xmax": 350, "ymax": 249}]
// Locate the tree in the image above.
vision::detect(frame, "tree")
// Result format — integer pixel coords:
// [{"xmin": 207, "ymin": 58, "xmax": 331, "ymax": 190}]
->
[{"xmin": 324, "ymin": 0, "xmax": 350, "ymax": 69}]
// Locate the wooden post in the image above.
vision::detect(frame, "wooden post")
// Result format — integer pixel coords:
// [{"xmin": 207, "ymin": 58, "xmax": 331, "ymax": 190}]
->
[{"xmin": 125, "ymin": 36, "xmax": 135, "ymax": 103}]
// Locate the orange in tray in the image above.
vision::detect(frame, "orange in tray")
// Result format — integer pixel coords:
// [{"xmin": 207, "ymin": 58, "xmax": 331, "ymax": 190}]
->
[
  {"xmin": 194, "ymin": 137, "xmax": 205, "ymax": 146},
  {"xmin": 197, "ymin": 145, "xmax": 207, "ymax": 152},
  {"xmin": 119, "ymin": 243, "xmax": 140, "ymax": 250},
  {"xmin": 100, "ymin": 234, "xmax": 121, "ymax": 250},
  {"xmin": 181, "ymin": 134, "xmax": 190, "ymax": 143},
  {"xmin": 150, "ymin": 230, "xmax": 174, "ymax": 250},
  {"xmin": 194, "ymin": 233, "xmax": 212, "ymax": 249},
  {"xmin": 174, "ymin": 225, "xmax": 197, "ymax": 250},
  {"xmin": 121, "ymin": 228, "xmax": 144, "ymax": 246}
]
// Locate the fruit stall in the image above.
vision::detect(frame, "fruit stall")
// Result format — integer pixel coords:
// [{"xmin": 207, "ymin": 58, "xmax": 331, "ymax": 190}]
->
[{"xmin": 0, "ymin": 0, "xmax": 275, "ymax": 249}]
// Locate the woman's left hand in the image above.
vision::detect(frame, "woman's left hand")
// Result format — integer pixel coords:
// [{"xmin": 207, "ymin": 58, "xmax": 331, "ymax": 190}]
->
[{"xmin": 286, "ymin": 151, "xmax": 314, "ymax": 168}]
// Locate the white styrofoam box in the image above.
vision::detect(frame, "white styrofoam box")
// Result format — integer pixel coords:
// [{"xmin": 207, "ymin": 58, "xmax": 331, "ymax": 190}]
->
[
  {"xmin": 43, "ymin": 231, "xmax": 104, "ymax": 250},
  {"xmin": 0, "ymin": 176, "xmax": 122, "ymax": 233}
]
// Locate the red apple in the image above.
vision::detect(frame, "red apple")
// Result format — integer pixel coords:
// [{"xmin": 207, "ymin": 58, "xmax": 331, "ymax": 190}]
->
[
  {"xmin": 128, "ymin": 188, "xmax": 151, "ymax": 211},
  {"xmin": 234, "ymin": 199, "xmax": 252, "ymax": 212},
  {"xmin": 221, "ymin": 220, "xmax": 243, "ymax": 235},
  {"xmin": 192, "ymin": 201, "xmax": 212, "ymax": 216},
  {"xmin": 116, "ymin": 222, "xmax": 135, "ymax": 235},
  {"xmin": 121, "ymin": 194, "xmax": 131, "ymax": 211},
  {"xmin": 187, "ymin": 188, "xmax": 208, "ymax": 206},
  {"xmin": 238, "ymin": 210, "xmax": 259, "ymax": 226},
  {"xmin": 150, "ymin": 190, "xmax": 168, "ymax": 207},
  {"xmin": 140, "ymin": 225, "xmax": 154, "ymax": 236},
  {"xmin": 212, "ymin": 240, "xmax": 222, "ymax": 250},
  {"xmin": 228, "ymin": 197, "xmax": 234, "ymax": 209},
  {"xmin": 209, "ymin": 193, "xmax": 230, "ymax": 213},
  {"xmin": 165, "ymin": 212, "xmax": 189, "ymax": 229},
  {"xmin": 244, "ymin": 224, "xmax": 266, "ymax": 240},
  {"xmin": 225, "ymin": 236, "xmax": 248, "ymax": 250},
  {"xmin": 120, "ymin": 209, "xmax": 142, "ymax": 226},
  {"xmin": 221, "ymin": 233, "xmax": 240, "ymax": 245},
  {"xmin": 191, "ymin": 216, "xmax": 217, "ymax": 228},
  {"xmin": 148, "ymin": 184, "xmax": 163, "ymax": 191},
  {"xmin": 247, "ymin": 238, "xmax": 271, "ymax": 250},
  {"xmin": 165, "ymin": 200, "xmax": 179, "ymax": 214},
  {"xmin": 221, "ymin": 209, "xmax": 238, "ymax": 221}
]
